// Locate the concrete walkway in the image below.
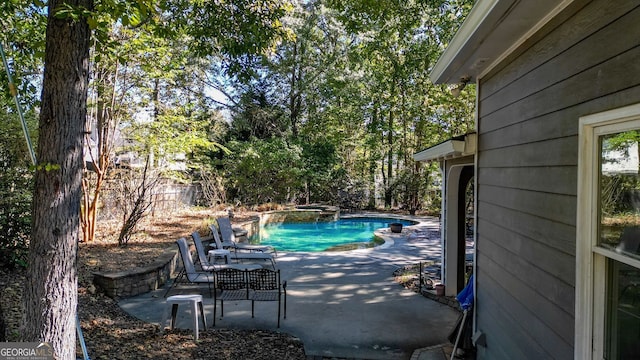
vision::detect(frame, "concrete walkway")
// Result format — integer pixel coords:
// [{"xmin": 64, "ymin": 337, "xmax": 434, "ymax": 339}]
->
[{"xmin": 118, "ymin": 215, "xmax": 460, "ymax": 360}]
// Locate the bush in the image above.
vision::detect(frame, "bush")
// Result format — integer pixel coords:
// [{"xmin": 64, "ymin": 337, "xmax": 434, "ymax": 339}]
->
[
  {"xmin": 0, "ymin": 110, "xmax": 36, "ymax": 269},
  {"xmin": 222, "ymin": 138, "xmax": 305, "ymax": 205},
  {"xmin": 0, "ymin": 169, "xmax": 32, "ymax": 269}
]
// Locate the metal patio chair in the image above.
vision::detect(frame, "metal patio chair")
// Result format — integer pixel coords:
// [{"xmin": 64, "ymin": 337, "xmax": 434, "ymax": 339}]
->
[{"xmin": 247, "ymin": 268, "xmax": 287, "ymax": 328}]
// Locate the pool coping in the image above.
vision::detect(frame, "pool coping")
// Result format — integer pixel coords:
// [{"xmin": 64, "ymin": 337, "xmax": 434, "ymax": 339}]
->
[{"xmin": 341, "ymin": 212, "xmax": 435, "ymax": 251}]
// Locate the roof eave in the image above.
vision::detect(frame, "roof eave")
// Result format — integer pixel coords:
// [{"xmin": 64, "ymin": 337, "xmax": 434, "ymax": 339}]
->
[
  {"xmin": 430, "ymin": 0, "xmax": 501, "ymax": 85},
  {"xmin": 430, "ymin": 0, "xmax": 578, "ymax": 85},
  {"xmin": 413, "ymin": 133, "xmax": 477, "ymax": 162}
]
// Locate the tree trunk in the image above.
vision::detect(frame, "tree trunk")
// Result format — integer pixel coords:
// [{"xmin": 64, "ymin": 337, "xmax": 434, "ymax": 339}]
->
[
  {"xmin": 304, "ymin": 180, "xmax": 310, "ymax": 204},
  {"xmin": 385, "ymin": 107, "xmax": 394, "ymax": 207},
  {"xmin": 81, "ymin": 60, "xmax": 119, "ymax": 242},
  {"xmin": 23, "ymin": 0, "xmax": 91, "ymax": 358},
  {"xmin": 368, "ymin": 104, "xmax": 379, "ymax": 208},
  {"xmin": 289, "ymin": 42, "xmax": 299, "ymax": 138}
]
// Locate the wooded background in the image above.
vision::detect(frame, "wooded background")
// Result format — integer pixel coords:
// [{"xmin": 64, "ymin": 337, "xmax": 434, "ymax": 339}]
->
[
  {"xmin": 0, "ymin": 1, "xmax": 474, "ymax": 354},
  {"xmin": 1, "ymin": 0, "xmax": 475, "ymax": 255}
]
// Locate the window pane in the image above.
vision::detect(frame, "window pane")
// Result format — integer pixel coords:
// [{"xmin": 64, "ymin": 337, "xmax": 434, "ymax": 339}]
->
[
  {"xmin": 599, "ymin": 130, "xmax": 640, "ymax": 260},
  {"xmin": 606, "ymin": 259, "xmax": 640, "ymax": 359}
]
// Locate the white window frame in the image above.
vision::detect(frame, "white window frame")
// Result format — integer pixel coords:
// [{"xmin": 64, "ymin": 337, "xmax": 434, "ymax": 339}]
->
[{"xmin": 576, "ymin": 103, "xmax": 640, "ymax": 359}]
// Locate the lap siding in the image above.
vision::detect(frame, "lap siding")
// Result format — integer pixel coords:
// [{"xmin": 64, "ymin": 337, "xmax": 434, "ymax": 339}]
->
[
  {"xmin": 479, "ymin": 255, "xmax": 574, "ymax": 350},
  {"xmin": 478, "ymin": 137, "xmax": 577, "ymax": 168},
  {"xmin": 478, "ymin": 184, "xmax": 576, "ymax": 227},
  {"xmin": 478, "ymin": 218, "xmax": 575, "ymax": 291},
  {"xmin": 477, "ymin": 202, "xmax": 575, "ymax": 256},
  {"xmin": 480, "ymin": 2, "xmax": 640, "ymax": 102},
  {"xmin": 481, "ymin": 5, "xmax": 640, "ymax": 115},
  {"xmin": 480, "ymin": 45, "xmax": 640, "ymax": 134},
  {"xmin": 476, "ymin": 263, "xmax": 574, "ymax": 360},
  {"xmin": 478, "ymin": 166, "xmax": 577, "ymax": 196},
  {"xmin": 473, "ymin": 0, "xmax": 640, "ymax": 358}
]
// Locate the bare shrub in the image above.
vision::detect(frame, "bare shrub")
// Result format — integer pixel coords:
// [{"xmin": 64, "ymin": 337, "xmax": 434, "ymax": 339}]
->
[
  {"xmin": 199, "ymin": 169, "xmax": 226, "ymax": 207},
  {"xmin": 114, "ymin": 160, "xmax": 160, "ymax": 246}
]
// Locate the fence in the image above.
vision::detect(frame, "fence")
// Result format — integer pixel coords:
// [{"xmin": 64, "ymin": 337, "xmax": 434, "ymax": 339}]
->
[{"xmin": 97, "ymin": 180, "xmax": 204, "ymax": 220}]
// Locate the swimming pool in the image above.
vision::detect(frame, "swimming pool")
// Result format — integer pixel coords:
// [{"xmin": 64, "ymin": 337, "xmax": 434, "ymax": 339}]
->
[{"xmin": 252, "ymin": 217, "xmax": 415, "ymax": 252}]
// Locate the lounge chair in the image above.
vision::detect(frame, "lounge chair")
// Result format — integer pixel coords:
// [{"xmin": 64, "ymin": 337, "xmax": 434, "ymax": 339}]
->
[
  {"xmin": 191, "ymin": 231, "xmax": 261, "ymax": 272},
  {"xmin": 209, "ymin": 226, "xmax": 277, "ymax": 269},
  {"xmin": 164, "ymin": 237, "xmax": 215, "ymax": 298},
  {"xmin": 213, "ymin": 217, "xmax": 277, "ymax": 255}
]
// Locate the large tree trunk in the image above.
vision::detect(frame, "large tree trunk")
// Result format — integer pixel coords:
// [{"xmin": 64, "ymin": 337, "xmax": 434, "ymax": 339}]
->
[{"xmin": 23, "ymin": 0, "xmax": 92, "ymax": 358}]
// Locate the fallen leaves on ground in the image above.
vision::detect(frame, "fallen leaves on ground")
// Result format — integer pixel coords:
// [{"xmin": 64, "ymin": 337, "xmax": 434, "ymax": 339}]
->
[{"xmin": 1, "ymin": 207, "xmax": 305, "ymax": 359}]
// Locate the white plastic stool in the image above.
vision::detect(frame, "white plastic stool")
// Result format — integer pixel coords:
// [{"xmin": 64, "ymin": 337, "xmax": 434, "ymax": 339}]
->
[
  {"xmin": 164, "ymin": 294, "xmax": 207, "ymax": 341},
  {"xmin": 208, "ymin": 249, "xmax": 231, "ymax": 264}
]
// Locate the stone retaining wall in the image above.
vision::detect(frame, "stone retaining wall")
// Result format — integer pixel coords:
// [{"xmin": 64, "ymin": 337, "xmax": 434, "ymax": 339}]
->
[
  {"xmin": 93, "ymin": 248, "xmax": 178, "ymax": 299},
  {"xmin": 260, "ymin": 206, "xmax": 339, "ymax": 225},
  {"xmin": 235, "ymin": 217, "xmax": 260, "ymax": 240}
]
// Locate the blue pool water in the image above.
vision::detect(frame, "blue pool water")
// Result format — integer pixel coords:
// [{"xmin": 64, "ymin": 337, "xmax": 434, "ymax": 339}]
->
[{"xmin": 253, "ymin": 217, "xmax": 415, "ymax": 252}]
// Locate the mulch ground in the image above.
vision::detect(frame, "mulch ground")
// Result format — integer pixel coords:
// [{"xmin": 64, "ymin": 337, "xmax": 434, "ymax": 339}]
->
[{"xmin": 0, "ymin": 207, "xmax": 436, "ymax": 359}]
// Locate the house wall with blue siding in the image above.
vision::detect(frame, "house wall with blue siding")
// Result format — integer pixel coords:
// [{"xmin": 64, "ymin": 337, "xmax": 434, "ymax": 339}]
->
[{"xmin": 474, "ymin": 1, "xmax": 640, "ymax": 358}]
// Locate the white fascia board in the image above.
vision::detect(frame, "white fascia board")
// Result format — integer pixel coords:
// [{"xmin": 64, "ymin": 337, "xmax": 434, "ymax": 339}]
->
[
  {"xmin": 414, "ymin": 133, "xmax": 477, "ymax": 162},
  {"xmin": 414, "ymin": 140, "xmax": 466, "ymax": 162},
  {"xmin": 430, "ymin": 0, "xmax": 500, "ymax": 84},
  {"xmin": 431, "ymin": 0, "xmax": 577, "ymax": 85}
]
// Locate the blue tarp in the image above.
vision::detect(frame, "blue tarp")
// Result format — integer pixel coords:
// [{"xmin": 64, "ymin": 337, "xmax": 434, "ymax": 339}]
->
[{"xmin": 456, "ymin": 274, "xmax": 474, "ymax": 311}]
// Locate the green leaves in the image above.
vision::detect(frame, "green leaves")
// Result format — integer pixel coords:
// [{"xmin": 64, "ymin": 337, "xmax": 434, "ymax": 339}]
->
[
  {"xmin": 53, "ymin": 3, "xmax": 92, "ymax": 22},
  {"xmin": 158, "ymin": 0, "xmax": 291, "ymax": 79},
  {"xmin": 33, "ymin": 162, "xmax": 61, "ymax": 172},
  {"xmin": 247, "ymin": 0, "xmax": 476, "ymax": 209},
  {"xmin": 222, "ymin": 138, "xmax": 305, "ymax": 204},
  {"xmin": 0, "ymin": 110, "xmax": 35, "ymax": 269},
  {"xmin": 0, "ymin": 0, "xmax": 46, "ymax": 108},
  {"xmin": 4, "ymin": 0, "xmax": 477, "ymax": 214}
]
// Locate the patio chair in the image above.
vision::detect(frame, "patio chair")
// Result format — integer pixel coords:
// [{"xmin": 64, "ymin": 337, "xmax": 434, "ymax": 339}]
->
[
  {"xmin": 164, "ymin": 237, "xmax": 214, "ymax": 298},
  {"xmin": 215, "ymin": 217, "xmax": 277, "ymax": 256},
  {"xmin": 191, "ymin": 231, "xmax": 261, "ymax": 272},
  {"xmin": 247, "ymin": 268, "xmax": 287, "ymax": 328},
  {"xmin": 209, "ymin": 225, "xmax": 277, "ymax": 269},
  {"xmin": 212, "ymin": 268, "xmax": 250, "ymax": 326}
]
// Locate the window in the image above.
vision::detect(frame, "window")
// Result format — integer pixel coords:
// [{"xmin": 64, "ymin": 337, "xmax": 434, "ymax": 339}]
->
[{"xmin": 577, "ymin": 104, "xmax": 640, "ymax": 360}]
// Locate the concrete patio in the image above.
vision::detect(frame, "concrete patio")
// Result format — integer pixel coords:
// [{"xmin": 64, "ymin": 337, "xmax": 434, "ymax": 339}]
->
[{"xmin": 118, "ymin": 215, "xmax": 462, "ymax": 360}]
